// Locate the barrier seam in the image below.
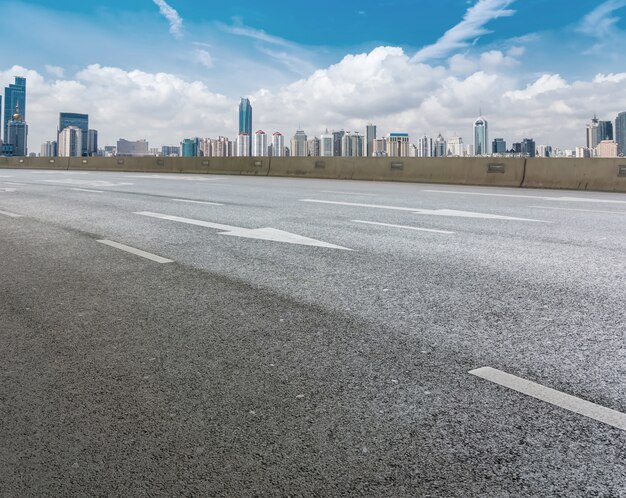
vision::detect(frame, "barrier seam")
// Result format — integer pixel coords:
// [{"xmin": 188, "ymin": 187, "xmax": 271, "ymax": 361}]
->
[{"xmin": 520, "ymin": 158, "xmax": 527, "ymax": 188}]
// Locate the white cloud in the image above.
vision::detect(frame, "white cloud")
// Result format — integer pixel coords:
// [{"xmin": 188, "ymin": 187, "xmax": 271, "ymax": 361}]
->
[
  {"xmin": 504, "ymin": 74, "xmax": 569, "ymax": 101},
  {"xmin": 5, "ymin": 47, "xmax": 626, "ymax": 154},
  {"xmin": 193, "ymin": 49, "xmax": 214, "ymax": 69},
  {"xmin": 152, "ymin": 0, "xmax": 183, "ymax": 39},
  {"xmin": 220, "ymin": 19, "xmax": 293, "ymax": 48},
  {"xmin": 45, "ymin": 65, "xmax": 64, "ymax": 78},
  {"xmin": 578, "ymin": 0, "xmax": 626, "ymax": 38},
  {"xmin": 412, "ymin": 0, "xmax": 516, "ymax": 62}
]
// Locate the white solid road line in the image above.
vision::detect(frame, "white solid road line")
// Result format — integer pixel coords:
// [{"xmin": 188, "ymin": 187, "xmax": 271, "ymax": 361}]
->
[
  {"xmin": 126, "ymin": 175, "xmax": 221, "ymax": 181},
  {"xmin": 71, "ymin": 188, "xmax": 104, "ymax": 193},
  {"xmin": 0, "ymin": 209, "xmax": 22, "ymax": 218},
  {"xmin": 529, "ymin": 205, "xmax": 626, "ymax": 215},
  {"xmin": 135, "ymin": 211, "xmax": 351, "ymax": 250},
  {"xmin": 423, "ymin": 189, "xmax": 626, "ymax": 205},
  {"xmin": 320, "ymin": 190, "xmax": 376, "ymax": 196},
  {"xmin": 44, "ymin": 179, "xmax": 133, "ymax": 187},
  {"xmin": 470, "ymin": 367, "xmax": 626, "ymax": 432},
  {"xmin": 353, "ymin": 220, "xmax": 455, "ymax": 234},
  {"xmin": 97, "ymin": 240, "xmax": 173, "ymax": 264},
  {"xmin": 300, "ymin": 199, "xmax": 548, "ymax": 222},
  {"xmin": 172, "ymin": 198, "xmax": 224, "ymax": 206},
  {"xmin": 4, "ymin": 182, "xmax": 26, "ymax": 186}
]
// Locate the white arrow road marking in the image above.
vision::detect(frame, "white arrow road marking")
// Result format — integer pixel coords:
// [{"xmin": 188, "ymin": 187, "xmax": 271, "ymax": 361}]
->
[
  {"xmin": 0, "ymin": 209, "xmax": 22, "ymax": 218},
  {"xmin": 300, "ymin": 199, "xmax": 548, "ymax": 222},
  {"xmin": 172, "ymin": 198, "xmax": 224, "ymax": 206},
  {"xmin": 0, "ymin": 188, "xmax": 16, "ymax": 193},
  {"xmin": 44, "ymin": 179, "xmax": 133, "ymax": 187},
  {"xmin": 135, "ymin": 211, "xmax": 352, "ymax": 250},
  {"xmin": 97, "ymin": 240, "xmax": 173, "ymax": 264},
  {"xmin": 353, "ymin": 220, "xmax": 454, "ymax": 234},
  {"xmin": 423, "ymin": 190, "xmax": 626, "ymax": 205},
  {"xmin": 470, "ymin": 367, "xmax": 626, "ymax": 432}
]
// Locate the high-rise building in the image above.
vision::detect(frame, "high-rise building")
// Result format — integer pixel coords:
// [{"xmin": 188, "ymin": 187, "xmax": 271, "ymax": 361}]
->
[
  {"xmin": 307, "ymin": 137, "xmax": 320, "ymax": 157},
  {"xmin": 332, "ymin": 131, "xmax": 345, "ymax": 156},
  {"xmin": 366, "ymin": 124, "xmax": 376, "ymax": 157},
  {"xmin": 473, "ymin": 116, "xmax": 488, "ymax": 156},
  {"xmin": 511, "ymin": 142, "xmax": 522, "ymax": 154},
  {"xmin": 161, "ymin": 145, "xmax": 180, "ymax": 157},
  {"xmin": 181, "ymin": 138, "xmax": 200, "ymax": 157},
  {"xmin": 372, "ymin": 138, "xmax": 387, "ymax": 156},
  {"xmin": 616, "ymin": 112, "xmax": 626, "ymax": 156},
  {"xmin": 58, "ymin": 126, "xmax": 83, "ymax": 157},
  {"xmin": 341, "ymin": 132, "xmax": 363, "ymax": 157},
  {"xmin": 210, "ymin": 137, "xmax": 232, "ymax": 157},
  {"xmin": 521, "ymin": 138, "xmax": 536, "ymax": 157},
  {"xmin": 41, "ymin": 141, "xmax": 57, "ymax": 157},
  {"xmin": 576, "ymin": 147, "xmax": 591, "ymax": 158},
  {"xmin": 585, "ymin": 115, "xmax": 611, "ymax": 149},
  {"xmin": 386, "ymin": 133, "xmax": 410, "ymax": 157},
  {"xmin": 596, "ymin": 140, "xmax": 619, "ymax": 158},
  {"xmin": 320, "ymin": 130, "xmax": 334, "ymax": 157},
  {"xmin": 4, "ymin": 77, "xmax": 26, "ymax": 143},
  {"xmin": 88, "ymin": 130, "xmax": 98, "ymax": 156},
  {"xmin": 59, "ymin": 113, "xmax": 89, "ymax": 156},
  {"xmin": 599, "ymin": 120, "xmax": 613, "ymax": 141},
  {"xmin": 447, "ymin": 136, "xmax": 464, "ymax": 157},
  {"xmin": 254, "ymin": 130, "xmax": 268, "ymax": 156},
  {"xmin": 492, "ymin": 138, "xmax": 507, "ymax": 154},
  {"xmin": 6, "ymin": 103, "xmax": 28, "ymax": 156},
  {"xmin": 239, "ymin": 98, "xmax": 252, "ymax": 156},
  {"xmin": 237, "ymin": 133, "xmax": 251, "ymax": 157},
  {"xmin": 433, "ymin": 134, "xmax": 447, "ymax": 157},
  {"xmin": 117, "ymin": 139, "xmax": 149, "ymax": 156},
  {"xmin": 536, "ymin": 145, "xmax": 552, "ymax": 158},
  {"xmin": 271, "ymin": 132, "xmax": 285, "ymax": 157},
  {"xmin": 291, "ymin": 130, "xmax": 308, "ymax": 157},
  {"xmin": 417, "ymin": 136, "xmax": 432, "ymax": 157}
]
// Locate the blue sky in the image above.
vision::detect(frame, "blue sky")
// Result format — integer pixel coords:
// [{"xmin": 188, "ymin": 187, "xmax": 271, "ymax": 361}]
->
[{"xmin": 1, "ymin": 0, "xmax": 626, "ymax": 149}]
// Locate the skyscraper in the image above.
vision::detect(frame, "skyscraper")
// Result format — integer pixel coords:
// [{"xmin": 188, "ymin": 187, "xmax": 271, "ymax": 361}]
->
[
  {"xmin": 417, "ymin": 136, "xmax": 432, "ymax": 157},
  {"xmin": 473, "ymin": 116, "xmax": 488, "ymax": 156},
  {"xmin": 291, "ymin": 130, "xmax": 307, "ymax": 157},
  {"xmin": 4, "ymin": 77, "xmax": 26, "ymax": 143},
  {"xmin": 237, "ymin": 133, "xmax": 251, "ymax": 157},
  {"xmin": 585, "ymin": 115, "xmax": 611, "ymax": 149},
  {"xmin": 492, "ymin": 138, "xmax": 506, "ymax": 154},
  {"xmin": 88, "ymin": 129, "xmax": 99, "ymax": 156},
  {"xmin": 58, "ymin": 126, "xmax": 83, "ymax": 157},
  {"xmin": 6, "ymin": 103, "xmax": 28, "ymax": 156},
  {"xmin": 447, "ymin": 136, "xmax": 464, "ymax": 157},
  {"xmin": 271, "ymin": 132, "xmax": 285, "ymax": 157},
  {"xmin": 320, "ymin": 130, "xmax": 334, "ymax": 157},
  {"xmin": 59, "ymin": 113, "xmax": 89, "ymax": 156},
  {"xmin": 41, "ymin": 141, "xmax": 58, "ymax": 157},
  {"xmin": 616, "ymin": 111, "xmax": 626, "ymax": 156},
  {"xmin": 386, "ymin": 133, "xmax": 410, "ymax": 157},
  {"xmin": 599, "ymin": 120, "xmax": 613, "ymax": 141},
  {"xmin": 521, "ymin": 138, "xmax": 536, "ymax": 157},
  {"xmin": 366, "ymin": 124, "xmax": 376, "ymax": 157},
  {"xmin": 434, "ymin": 134, "xmax": 447, "ymax": 157},
  {"xmin": 341, "ymin": 132, "xmax": 363, "ymax": 157},
  {"xmin": 254, "ymin": 130, "xmax": 268, "ymax": 156},
  {"xmin": 332, "ymin": 131, "xmax": 344, "ymax": 156},
  {"xmin": 239, "ymin": 98, "xmax": 252, "ymax": 156}
]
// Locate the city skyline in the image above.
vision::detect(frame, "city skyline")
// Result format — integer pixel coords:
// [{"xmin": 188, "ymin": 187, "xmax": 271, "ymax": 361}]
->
[{"xmin": 1, "ymin": 1, "xmax": 626, "ymax": 150}]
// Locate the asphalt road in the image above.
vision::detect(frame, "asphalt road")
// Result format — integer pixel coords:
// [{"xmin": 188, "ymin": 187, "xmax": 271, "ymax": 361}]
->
[{"xmin": 1, "ymin": 169, "xmax": 625, "ymax": 497}]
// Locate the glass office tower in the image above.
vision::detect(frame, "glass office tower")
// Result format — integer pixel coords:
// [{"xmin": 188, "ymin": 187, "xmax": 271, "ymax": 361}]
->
[
  {"xmin": 59, "ymin": 113, "xmax": 89, "ymax": 156},
  {"xmin": 4, "ymin": 77, "xmax": 26, "ymax": 143},
  {"xmin": 239, "ymin": 98, "xmax": 252, "ymax": 156}
]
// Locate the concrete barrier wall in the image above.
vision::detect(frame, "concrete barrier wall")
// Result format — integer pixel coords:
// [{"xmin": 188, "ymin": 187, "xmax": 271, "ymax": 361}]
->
[
  {"xmin": 1, "ymin": 156, "xmax": 626, "ymax": 192},
  {"xmin": 350, "ymin": 157, "xmax": 525, "ymax": 187},
  {"xmin": 523, "ymin": 158, "xmax": 626, "ymax": 192},
  {"xmin": 269, "ymin": 157, "xmax": 355, "ymax": 179}
]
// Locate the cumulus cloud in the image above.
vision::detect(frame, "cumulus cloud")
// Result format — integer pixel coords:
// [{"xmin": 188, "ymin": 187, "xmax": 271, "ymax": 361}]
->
[
  {"xmin": 4, "ymin": 46, "xmax": 626, "ymax": 153},
  {"xmin": 412, "ymin": 0, "xmax": 516, "ymax": 62},
  {"xmin": 45, "ymin": 65, "xmax": 64, "ymax": 78},
  {"xmin": 152, "ymin": 0, "xmax": 184, "ymax": 39}
]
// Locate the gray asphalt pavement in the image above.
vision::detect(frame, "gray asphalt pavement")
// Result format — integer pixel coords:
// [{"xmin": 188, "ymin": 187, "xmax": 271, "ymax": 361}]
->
[{"xmin": 1, "ymin": 169, "xmax": 625, "ymax": 497}]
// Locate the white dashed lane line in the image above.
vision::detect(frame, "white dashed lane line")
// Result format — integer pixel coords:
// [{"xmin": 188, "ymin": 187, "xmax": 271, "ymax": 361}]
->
[
  {"xmin": 470, "ymin": 367, "xmax": 626, "ymax": 432},
  {"xmin": 172, "ymin": 198, "xmax": 224, "ymax": 206},
  {"xmin": 353, "ymin": 220, "xmax": 455, "ymax": 234},
  {"xmin": 97, "ymin": 240, "xmax": 173, "ymax": 264},
  {"xmin": 0, "ymin": 209, "xmax": 22, "ymax": 218}
]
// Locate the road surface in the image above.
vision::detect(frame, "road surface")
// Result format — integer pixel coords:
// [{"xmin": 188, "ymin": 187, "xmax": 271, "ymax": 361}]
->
[{"xmin": 1, "ymin": 169, "xmax": 625, "ymax": 496}]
